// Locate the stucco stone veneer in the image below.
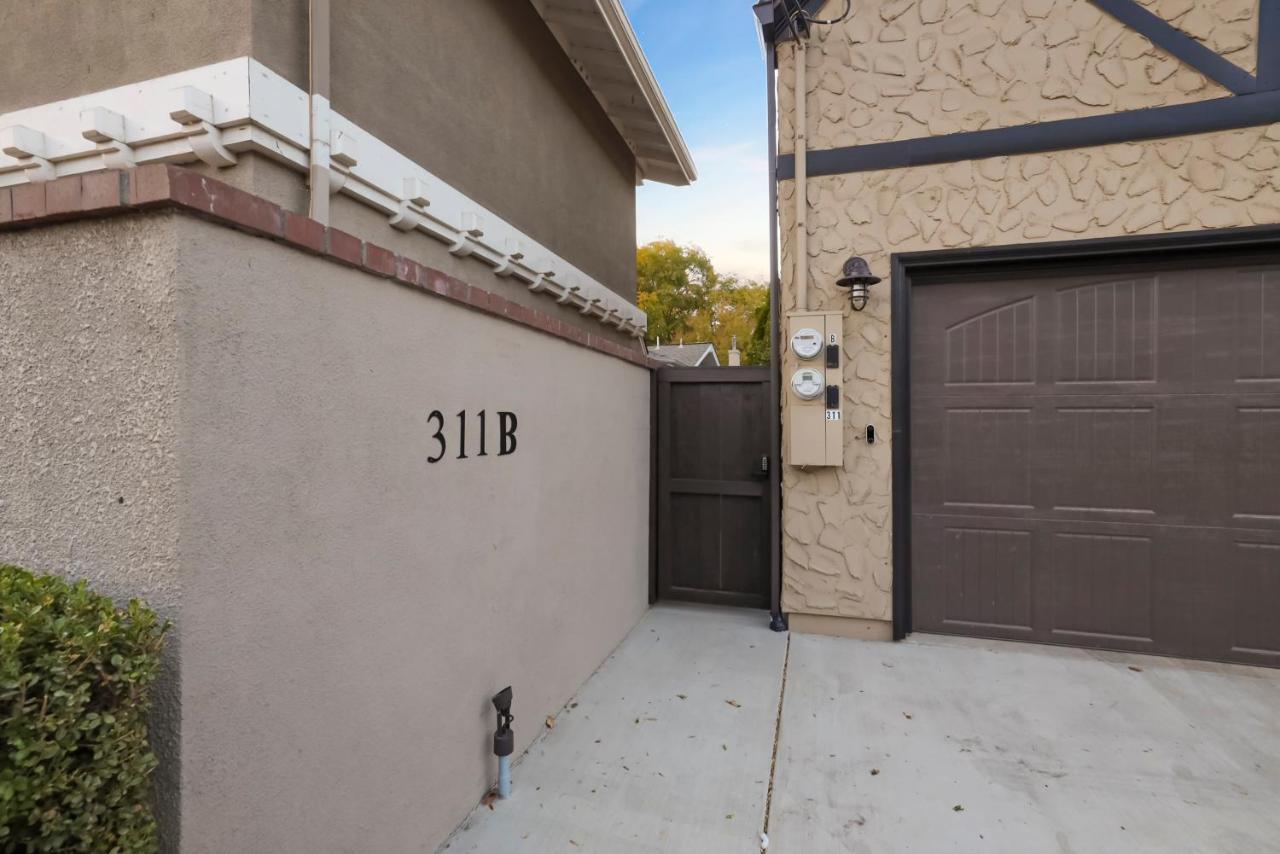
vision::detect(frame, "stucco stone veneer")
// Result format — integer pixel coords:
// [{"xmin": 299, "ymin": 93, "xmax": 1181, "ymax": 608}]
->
[{"xmin": 778, "ymin": 0, "xmax": 1272, "ymax": 626}]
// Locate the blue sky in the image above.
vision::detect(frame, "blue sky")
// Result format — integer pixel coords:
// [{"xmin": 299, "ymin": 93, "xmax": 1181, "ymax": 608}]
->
[{"xmin": 621, "ymin": 0, "xmax": 770, "ymax": 282}]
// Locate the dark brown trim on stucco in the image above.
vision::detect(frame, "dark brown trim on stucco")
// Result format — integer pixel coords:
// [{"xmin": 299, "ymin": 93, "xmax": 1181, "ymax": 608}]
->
[
  {"xmin": 778, "ymin": 89, "xmax": 1280, "ymax": 179},
  {"xmin": 0, "ymin": 166, "xmax": 655, "ymax": 371},
  {"xmin": 889, "ymin": 224, "xmax": 1280, "ymax": 642},
  {"xmin": 1089, "ymin": 0, "xmax": 1256, "ymax": 95}
]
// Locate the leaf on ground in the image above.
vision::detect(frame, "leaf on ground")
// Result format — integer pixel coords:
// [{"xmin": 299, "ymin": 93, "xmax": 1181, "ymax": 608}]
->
[
  {"xmin": 546, "ymin": 715, "xmax": 556, "ymax": 729},
  {"xmin": 870, "ymin": 768, "xmax": 880, "ymax": 776},
  {"xmin": 1129, "ymin": 666, "xmax": 1143, "ymax": 673},
  {"xmin": 903, "ymin": 712, "xmax": 913, "ymax": 720},
  {"xmin": 726, "ymin": 699, "xmax": 741, "ymax": 708},
  {"xmin": 676, "ymin": 694, "xmax": 687, "ymax": 700},
  {"xmin": 725, "ymin": 813, "xmax": 734, "ymax": 820},
  {"xmin": 953, "ymin": 804, "xmax": 965, "ymax": 812},
  {"xmin": 481, "ymin": 790, "xmax": 498, "ymax": 810}
]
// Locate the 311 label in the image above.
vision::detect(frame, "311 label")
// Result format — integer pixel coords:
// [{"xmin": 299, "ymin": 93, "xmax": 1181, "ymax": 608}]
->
[{"xmin": 427, "ymin": 410, "xmax": 518, "ymax": 463}]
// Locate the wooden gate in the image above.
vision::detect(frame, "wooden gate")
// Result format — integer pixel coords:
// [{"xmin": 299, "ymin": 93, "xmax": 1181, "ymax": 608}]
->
[{"xmin": 655, "ymin": 366, "xmax": 772, "ymax": 608}]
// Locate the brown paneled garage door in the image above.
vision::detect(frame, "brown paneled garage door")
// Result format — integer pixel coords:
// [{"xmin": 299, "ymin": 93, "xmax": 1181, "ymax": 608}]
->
[{"xmin": 910, "ymin": 260, "xmax": 1280, "ymax": 665}]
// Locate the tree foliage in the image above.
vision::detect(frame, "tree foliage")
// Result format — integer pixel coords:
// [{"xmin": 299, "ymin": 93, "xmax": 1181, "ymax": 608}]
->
[{"xmin": 637, "ymin": 240, "xmax": 770, "ymax": 365}]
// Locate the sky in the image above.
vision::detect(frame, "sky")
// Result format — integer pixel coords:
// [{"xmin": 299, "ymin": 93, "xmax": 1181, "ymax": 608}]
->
[{"xmin": 621, "ymin": 0, "xmax": 770, "ymax": 283}]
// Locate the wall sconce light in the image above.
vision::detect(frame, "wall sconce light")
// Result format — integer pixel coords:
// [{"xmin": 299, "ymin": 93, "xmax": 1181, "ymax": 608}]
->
[{"xmin": 836, "ymin": 255, "xmax": 881, "ymax": 312}]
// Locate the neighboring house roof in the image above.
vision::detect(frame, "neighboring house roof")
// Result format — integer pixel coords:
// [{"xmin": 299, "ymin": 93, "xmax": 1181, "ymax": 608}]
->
[
  {"xmin": 531, "ymin": 0, "xmax": 696, "ymax": 186},
  {"xmin": 649, "ymin": 342, "xmax": 720, "ymax": 367}
]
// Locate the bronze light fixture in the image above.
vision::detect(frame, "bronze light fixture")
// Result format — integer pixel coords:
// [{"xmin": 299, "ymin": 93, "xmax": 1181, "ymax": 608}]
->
[{"xmin": 836, "ymin": 255, "xmax": 881, "ymax": 312}]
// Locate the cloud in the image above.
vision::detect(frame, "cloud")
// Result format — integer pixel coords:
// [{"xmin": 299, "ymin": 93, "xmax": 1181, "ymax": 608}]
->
[{"xmin": 637, "ymin": 140, "xmax": 771, "ymax": 282}]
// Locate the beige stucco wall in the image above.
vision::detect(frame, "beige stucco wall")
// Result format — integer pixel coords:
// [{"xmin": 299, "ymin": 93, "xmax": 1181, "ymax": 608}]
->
[
  {"xmin": 778, "ymin": 0, "xmax": 1276, "ymax": 627},
  {"xmin": 0, "ymin": 212, "xmax": 651, "ymax": 850},
  {"xmin": 0, "ymin": 215, "xmax": 185, "ymax": 844},
  {"xmin": 783, "ymin": 0, "xmax": 1257, "ymax": 151},
  {"xmin": 172, "ymin": 215, "xmax": 651, "ymax": 851}
]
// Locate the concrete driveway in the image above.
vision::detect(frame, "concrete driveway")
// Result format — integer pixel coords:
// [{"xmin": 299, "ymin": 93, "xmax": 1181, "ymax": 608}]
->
[{"xmin": 442, "ymin": 604, "xmax": 1280, "ymax": 853}]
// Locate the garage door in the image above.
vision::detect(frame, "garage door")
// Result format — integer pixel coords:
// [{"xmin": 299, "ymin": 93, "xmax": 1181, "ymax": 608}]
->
[{"xmin": 910, "ymin": 260, "xmax": 1280, "ymax": 666}]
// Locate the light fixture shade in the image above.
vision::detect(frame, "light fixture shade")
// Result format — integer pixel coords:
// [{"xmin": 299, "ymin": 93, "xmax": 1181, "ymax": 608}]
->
[
  {"xmin": 836, "ymin": 255, "xmax": 880, "ymax": 311},
  {"xmin": 835, "ymin": 255, "xmax": 881, "ymax": 289}
]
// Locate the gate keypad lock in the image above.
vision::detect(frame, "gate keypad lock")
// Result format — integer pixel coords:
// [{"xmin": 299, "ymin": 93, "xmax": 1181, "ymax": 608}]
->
[{"xmin": 786, "ymin": 311, "xmax": 844, "ymax": 467}]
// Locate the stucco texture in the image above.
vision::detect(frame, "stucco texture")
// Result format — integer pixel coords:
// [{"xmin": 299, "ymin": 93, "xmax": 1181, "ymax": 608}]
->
[
  {"xmin": 781, "ymin": 0, "xmax": 1256, "ymax": 151},
  {"xmin": 777, "ymin": 0, "xmax": 1277, "ymax": 626},
  {"xmin": 166, "ymin": 216, "xmax": 650, "ymax": 852},
  {"xmin": 0, "ymin": 215, "xmax": 185, "ymax": 847},
  {"xmin": 1, "ymin": 211, "xmax": 651, "ymax": 851}
]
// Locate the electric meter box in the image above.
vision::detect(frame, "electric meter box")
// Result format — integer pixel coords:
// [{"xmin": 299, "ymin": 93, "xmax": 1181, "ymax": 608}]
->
[{"xmin": 786, "ymin": 311, "xmax": 843, "ymax": 467}]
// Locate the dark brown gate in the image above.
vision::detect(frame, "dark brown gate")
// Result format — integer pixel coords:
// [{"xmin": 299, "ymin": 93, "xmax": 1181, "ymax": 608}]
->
[{"xmin": 656, "ymin": 366, "xmax": 771, "ymax": 608}]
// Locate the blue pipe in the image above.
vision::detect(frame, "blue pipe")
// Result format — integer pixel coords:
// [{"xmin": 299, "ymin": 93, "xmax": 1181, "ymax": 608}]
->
[{"xmin": 497, "ymin": 755, "xmax": 511, "ymax": 798}]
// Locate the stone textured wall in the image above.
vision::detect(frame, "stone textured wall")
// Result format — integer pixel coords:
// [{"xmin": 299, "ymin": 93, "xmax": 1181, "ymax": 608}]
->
[
  {"xmin": 778, "ymin": 0, "xmax": 1271, "ymax": 625},
  {"xmin": 779, "ymin": 0, "xmax": 1258, "ymax": 153}
]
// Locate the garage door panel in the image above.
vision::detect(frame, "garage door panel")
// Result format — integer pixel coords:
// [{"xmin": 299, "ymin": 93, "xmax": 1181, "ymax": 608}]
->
[
  {"xmin": 1048, "ymin": 531, "xmax": 1153, "ymax": 645},
  {"xmin": 910, "ymin": 263, "xmax": 1280, "ymax": 666},
  {"xmin": 1234, "ymin": 404, "xmax": 1280, "ymax": 526},
  {"xmin": 942, "ymin": 407, "xmax": 1032, "ymax": 510},
  {"xmin": 1054, "ymin": 277, "xmax": 1157, "ymax": 384},
  {"xmin": 1230, "ymin": 539, "xmax": 1280, "ymax": 662},
  {"xmin": 1051, "ymin": 404, "xmax": 1156, "ymax": 516}
]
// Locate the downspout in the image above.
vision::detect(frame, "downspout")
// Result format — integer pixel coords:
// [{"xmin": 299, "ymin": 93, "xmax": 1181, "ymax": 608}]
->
[
  {"xmin": 767, "ymin": 35, "xmax": 785, "ymax": 632},
  {"xmin": 793, "ymin": 36, "xmax": 808, "ymax": 312},
  {"xmin": 308, "ymin": 0, "xmax": 332, "ymax": 224}
]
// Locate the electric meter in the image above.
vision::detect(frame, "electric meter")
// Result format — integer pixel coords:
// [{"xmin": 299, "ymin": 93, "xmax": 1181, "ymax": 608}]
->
[
  {"xmin": 790, "ymin": 327, "xmax": 823, "ymax": 360},
  {"xmin": 790, "ymin": 368, "xmax": 825, "ymax": 400}
]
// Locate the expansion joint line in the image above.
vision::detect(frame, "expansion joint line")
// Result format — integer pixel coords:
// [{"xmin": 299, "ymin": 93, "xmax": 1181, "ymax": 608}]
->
[{"xmin": 761, "ymin": 632, "xmax": 792, "ymax": 851}]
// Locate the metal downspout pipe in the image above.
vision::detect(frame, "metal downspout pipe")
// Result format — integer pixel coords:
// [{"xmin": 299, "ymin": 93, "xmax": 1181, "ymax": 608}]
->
[
  {"xmin": 793, "ymin": 36, "xmax": 808, "ymax": 313},
  {"xmin": 308, "ymin": 0, "xmax": 332, "ymax": 224}
]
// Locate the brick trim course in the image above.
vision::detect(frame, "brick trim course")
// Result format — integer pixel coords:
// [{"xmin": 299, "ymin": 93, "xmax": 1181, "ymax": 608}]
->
[{"xmin": 0, "ymin": 166, "xmax": 656, "ymax": 370}]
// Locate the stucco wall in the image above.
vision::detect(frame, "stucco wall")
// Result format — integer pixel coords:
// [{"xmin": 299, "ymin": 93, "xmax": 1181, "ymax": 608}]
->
[
  {"xmin": 168, "ymin": 216, "xmax": 650, "ymax": 851},
  {"xmin": 0, "ymin": 0, "xmax": 253, "ymax": 113},
  {"xmin": 1, "ymin": 210, "xmax": 651, "ymax": 850},
  {"xmin": 783, "ymin": 0, "xmax": 1255, "ymax": 151},
  {"xmin": 777, "ymin": 0, "xmax": 1276, "ymax": 626},
  {"xmin": 329, "ymin": 0, "xmax": 638, "ymax": 297},
  {"xmin": 1, "ymin": 0, "xmax": 638, "ymax": 299},
  {"xmin": 0, "ymin": 215, "xmax": 185, "ymax": 847}
]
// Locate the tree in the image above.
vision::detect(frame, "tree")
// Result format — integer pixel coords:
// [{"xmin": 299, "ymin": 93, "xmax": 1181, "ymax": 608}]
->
[
  {"xmin": 637, "ymin": 240, "xmax": 770, "ymax": 364},
  {"xmin": 743, "ymin": 297, "xmax": 771, "ymax": 366}
]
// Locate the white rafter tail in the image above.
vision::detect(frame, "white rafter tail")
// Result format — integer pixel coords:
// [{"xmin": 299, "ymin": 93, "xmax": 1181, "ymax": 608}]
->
[
  {"xmin": 388, "ymin": 201, "xmax": 421, "ymax": 232},
  {"xmin": 170, "ymin": 86, "xmax": 237, "ymax": 168},
  {"xmin": 494, "ymin": 238, "xmax": 527, "ymax": 277},
  {"xmin": 460, "ymin": 211, "xmax": 485, "ymax": 238},
  {"xmin": 448, "ymin": 211, "xmax": 485, "ymax": 257},
  {"xmin": 403, "ymin": 176, "xmax": 433, "ymax": 207},
  {"xmin": 556, "ymin": 285, "xmax": 581, "ymax": 305},
  {"xmin": 447, "ymin": 232, "xmax": 475, "ymax": 258},
  {"xmin": 80, "ymin": 107, "xmax": 135, "ymax": 169},
  {"xmin": 328, "ymin": 128, "xmax": 358, "ymax": 192},
  {"xmin": 527, "ymin": 259, "xmax": 557, "ymax": 294},
  {"xmin": 579, "ymin": 296, "xmax": 603, "ymax": 316},
  {"xmin": 0, "ymin": 125, "xmax": 56, "ymax": 182}
]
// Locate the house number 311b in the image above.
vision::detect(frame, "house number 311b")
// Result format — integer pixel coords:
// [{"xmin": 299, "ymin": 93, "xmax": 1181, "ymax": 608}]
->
[{"xmin": 427, "ymin": 410, "xmax": 517, "ymax": 463}]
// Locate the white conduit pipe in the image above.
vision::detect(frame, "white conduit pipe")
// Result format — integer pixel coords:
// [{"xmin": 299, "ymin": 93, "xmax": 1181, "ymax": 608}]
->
[{"xmin": 793, "ymin": 36, "xmax": 808, "ymax": 312}]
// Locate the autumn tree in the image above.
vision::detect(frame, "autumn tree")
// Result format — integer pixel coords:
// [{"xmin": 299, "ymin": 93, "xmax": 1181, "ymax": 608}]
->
[{"xmin": 637, "ymin": 240, "xmax": 770, "ymax": 364}]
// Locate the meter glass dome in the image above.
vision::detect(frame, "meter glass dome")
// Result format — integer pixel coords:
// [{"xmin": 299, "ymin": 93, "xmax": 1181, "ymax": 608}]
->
[
  {"xmin": 790, "ymin": 368, "xmax": 825, "ymax": 400},
  {"xmin": 790, "ymin": 328, "xmax": 823, "ymax": 360}
]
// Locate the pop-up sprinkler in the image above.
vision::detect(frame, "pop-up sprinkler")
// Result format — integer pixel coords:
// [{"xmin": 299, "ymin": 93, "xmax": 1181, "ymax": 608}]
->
[{"xmin": 492, "ymin": 686, "xmax": 514, "ymax": 798}]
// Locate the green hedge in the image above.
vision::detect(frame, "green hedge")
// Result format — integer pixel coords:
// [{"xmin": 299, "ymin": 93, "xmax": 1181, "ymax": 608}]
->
[{"xmin": 0, "ymin": 565, "xmax": 167, "ymax": 853}]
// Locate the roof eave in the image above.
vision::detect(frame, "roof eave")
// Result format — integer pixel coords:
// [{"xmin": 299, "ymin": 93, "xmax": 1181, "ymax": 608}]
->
[{"xmin": 532, "ymin": 0, "xmax": 697, "ymax": 187}]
